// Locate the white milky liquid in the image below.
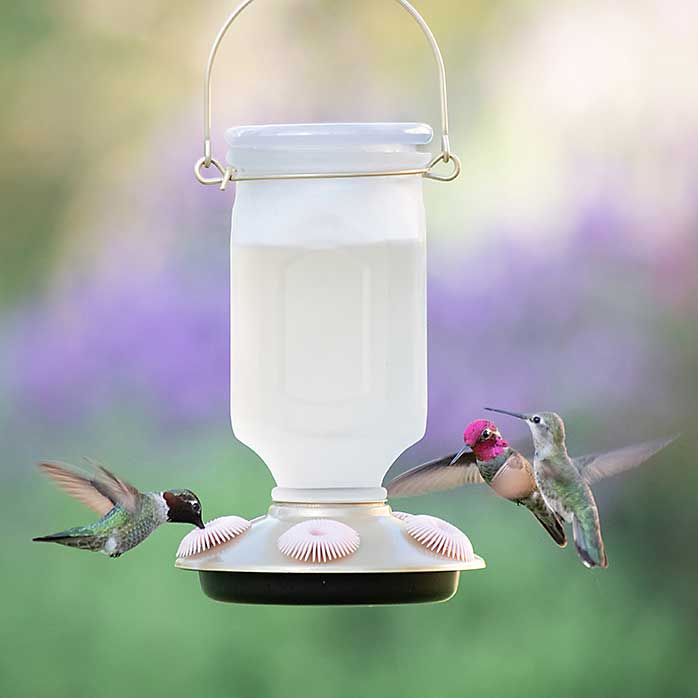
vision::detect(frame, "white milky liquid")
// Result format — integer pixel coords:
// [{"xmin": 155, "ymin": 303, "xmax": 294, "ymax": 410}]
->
[{"xmin": 230, "ymin": 239, "xmax": 427, "ymax": 489}]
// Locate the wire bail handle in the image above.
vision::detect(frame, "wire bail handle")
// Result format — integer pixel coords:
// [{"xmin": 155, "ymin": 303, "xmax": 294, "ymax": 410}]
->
[{"xmin": 196, "ymin": 0, "xmax": 461, "ymax": 189}]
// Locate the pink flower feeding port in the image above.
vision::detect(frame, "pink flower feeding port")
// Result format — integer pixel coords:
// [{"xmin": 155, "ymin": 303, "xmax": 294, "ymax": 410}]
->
[
  {"xmin": 405, "ymin": 516, "xmax": 476, "ymax": 563},
  {"xmin": 177, "ymin": 517, "xmax": 251, "ymax": 559},
  {"xmin": 176, "ymin": 0, "xmax": 485, "ymax": 605},
  {"xmin": 278, "ymin": 520, "xmax": 360, "ymax": 563}
]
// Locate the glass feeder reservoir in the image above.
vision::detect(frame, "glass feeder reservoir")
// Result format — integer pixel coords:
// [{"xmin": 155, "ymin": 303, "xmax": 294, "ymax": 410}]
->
[
  {"xmin": 229, "ymin": 122, "xmax": 431, "ymax": 501},
  {"xmin": 177, "ymin": 0, "xmax": 485, "ymax": 605}
]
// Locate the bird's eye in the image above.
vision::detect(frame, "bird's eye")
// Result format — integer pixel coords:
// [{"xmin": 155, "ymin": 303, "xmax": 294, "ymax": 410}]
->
[
  {"xmin": 532, "ymin": 416, "xmax": 541, "ymax": 424},
  {"xmin": 481, "ymin": 429, "xmax": 491, "ymax": 439}
]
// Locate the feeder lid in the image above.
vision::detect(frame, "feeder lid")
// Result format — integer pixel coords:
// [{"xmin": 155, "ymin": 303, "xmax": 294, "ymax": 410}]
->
[
  {"xmin": 225, "ymin": 122, "xmax": 434, "ymax": 176},
  {"xmin": 225, "ymin": 122, "xmax": 433, "ymax": 150}
]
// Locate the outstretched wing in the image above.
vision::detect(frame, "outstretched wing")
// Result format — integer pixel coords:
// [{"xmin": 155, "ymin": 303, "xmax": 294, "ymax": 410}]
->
[
  {"xmin": 574, "ymin": 436, "xmax": 677, "ymax": 485},
  {"xmin": 82, "ymin": 457, "xmax": 141, "ymax": 513},
  {"xmin": 386, "ymin": 452, "xmax": 484, "ymax": 498},
  {"xmin": 39, "ymin": 460, "xmax": 141, "ymax": 515}
]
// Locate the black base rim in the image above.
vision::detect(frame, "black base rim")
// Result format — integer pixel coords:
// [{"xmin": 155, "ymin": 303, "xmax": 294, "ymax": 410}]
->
[{"xmin": 199, "ymin": 570, "xmax": 461, "ymax": 606}]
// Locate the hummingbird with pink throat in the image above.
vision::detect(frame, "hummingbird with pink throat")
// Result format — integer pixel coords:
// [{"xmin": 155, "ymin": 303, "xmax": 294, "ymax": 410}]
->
[
  {"xmin": 387, "ymin": 414, "xmax": 674, "ymax": 567},
  {"xmin": 388, "ymin": 418, "xmax": 567, "ymax": 547}
]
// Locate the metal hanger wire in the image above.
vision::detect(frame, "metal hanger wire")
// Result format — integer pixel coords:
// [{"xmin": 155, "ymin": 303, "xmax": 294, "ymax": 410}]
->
[{"xmin": 195, "ymin": 0, "xmax": 461, "ymax": 190}]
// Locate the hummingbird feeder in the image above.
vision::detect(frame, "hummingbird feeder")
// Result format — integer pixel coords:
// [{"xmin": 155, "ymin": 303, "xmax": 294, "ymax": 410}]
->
[{"xmin": 176, "ymin": 0, "xmax": 485, "ymax": 604}]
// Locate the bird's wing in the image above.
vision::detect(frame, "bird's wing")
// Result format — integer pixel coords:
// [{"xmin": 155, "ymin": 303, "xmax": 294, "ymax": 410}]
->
[
  {"xmin": 82, "ymin": 458, "xmax": 141, "ymax": 514},
  {"xmin": 39, "ymin": 460, "xmax": 141, "ymax": 515},
  {"xmin": 574, "ymin": 435, "xmax": 677, "ymax": 485},
  {"xmin": 386, "ymin": 452, "xmax": 484, "ymax": 498},
  {"xmin": 39, "ymin": 462, "xmax": 116, "ymax": 516}
]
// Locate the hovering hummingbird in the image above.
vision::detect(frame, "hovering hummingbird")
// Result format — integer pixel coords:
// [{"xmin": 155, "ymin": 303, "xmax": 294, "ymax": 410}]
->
[
  {"xmin": 33, "ymin": 461, "xmax": 205, "ymax": 558},
  {"xmin": 485, "ymin": 407, "xmax": 676, "ymax": 568},
  {"xmin": 387, "ymin": 419, "xmax": 567, "ymax": 547},
  {"xmin": 387, "ymin": 417, "xmax": 674, "ymax": 567}
]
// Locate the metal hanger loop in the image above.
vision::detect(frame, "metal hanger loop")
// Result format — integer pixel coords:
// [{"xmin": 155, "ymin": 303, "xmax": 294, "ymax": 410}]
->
[{"xmin": 199, "ymin": 0, "xmax": 459, "ymax": 185}]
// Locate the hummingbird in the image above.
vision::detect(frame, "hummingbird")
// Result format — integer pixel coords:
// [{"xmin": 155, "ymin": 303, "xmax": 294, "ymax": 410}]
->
[
  {"xmin": 33, "ymin": 460, "xmax": 205, "ymax": 558},
  {"xmin": 387, "ymin": 417, "xmax": 674, "ymax": 566},
  {"xmin": 387, "ymin": 418, "xmax": 567, "ymax": 547},
  {"xmin": 485, "ymin": 407, "xmax": 676, "ymax": 568}
]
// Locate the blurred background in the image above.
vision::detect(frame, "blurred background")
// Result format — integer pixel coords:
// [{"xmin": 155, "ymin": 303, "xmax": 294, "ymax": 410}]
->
[{"xmin": 2, "ymin": 1, "xmax": 697, "ymax": 696}]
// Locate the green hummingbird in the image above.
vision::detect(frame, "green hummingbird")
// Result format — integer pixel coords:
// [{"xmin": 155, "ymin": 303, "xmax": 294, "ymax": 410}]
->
[
  {"xmin": 33, "ymin": 461, "xmax": 205, "ymax": 558},
  {"xmin": 485, "ymin": 408, "xmax": 676, "ymax": 568}
]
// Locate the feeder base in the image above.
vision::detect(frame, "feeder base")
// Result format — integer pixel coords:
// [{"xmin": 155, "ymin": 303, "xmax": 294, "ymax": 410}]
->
[{"xmin": 199, "ymin": 570, "xmax": 460, "ymax": 606}]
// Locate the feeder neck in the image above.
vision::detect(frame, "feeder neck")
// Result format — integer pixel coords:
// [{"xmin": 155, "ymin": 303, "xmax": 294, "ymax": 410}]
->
[{"xmin": 271, "ymin": 487, "xmax": 387, "ymax": 504}]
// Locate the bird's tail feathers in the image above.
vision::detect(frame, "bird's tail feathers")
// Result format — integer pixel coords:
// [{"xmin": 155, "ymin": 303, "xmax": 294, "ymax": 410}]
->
[
  {"xmin": 33, "ymin": 527, "xmax": 105, "ymax": 552},
  {"xmin": 572, "ymin": 513, "xmax": 608, "ymax": 568}
]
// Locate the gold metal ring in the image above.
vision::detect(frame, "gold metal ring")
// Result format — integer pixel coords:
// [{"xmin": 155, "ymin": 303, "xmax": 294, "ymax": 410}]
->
[
  {"xmin": 424, "ymin": 153, "xmax": 461, "ymax": 182},
  {"xmin": 194, "ymin": 156, "xmax": 229, "ymax": 185}
]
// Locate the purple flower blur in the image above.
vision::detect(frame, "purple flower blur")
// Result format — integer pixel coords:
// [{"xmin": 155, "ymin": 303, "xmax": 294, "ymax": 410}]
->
[
  {"xmin": 422, "ymin": 197, "xmax": 679, "ymax": 449},
  {"xmin": 9, "ymin": 270, "xmax": 229, "ymax": 425}
]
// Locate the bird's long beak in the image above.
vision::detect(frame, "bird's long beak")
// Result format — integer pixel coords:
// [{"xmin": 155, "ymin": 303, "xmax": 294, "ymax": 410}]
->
[
  {"xmin": 450, "ymin": 444, "xmax": 471, "ymax": 465},
  {"xmin": 484, "ymin": 407, "xmax": 527, "ymax": 420},
  {"xmin": 194, "ymin": 514, "xmax": 205, "ymax": 529}
]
